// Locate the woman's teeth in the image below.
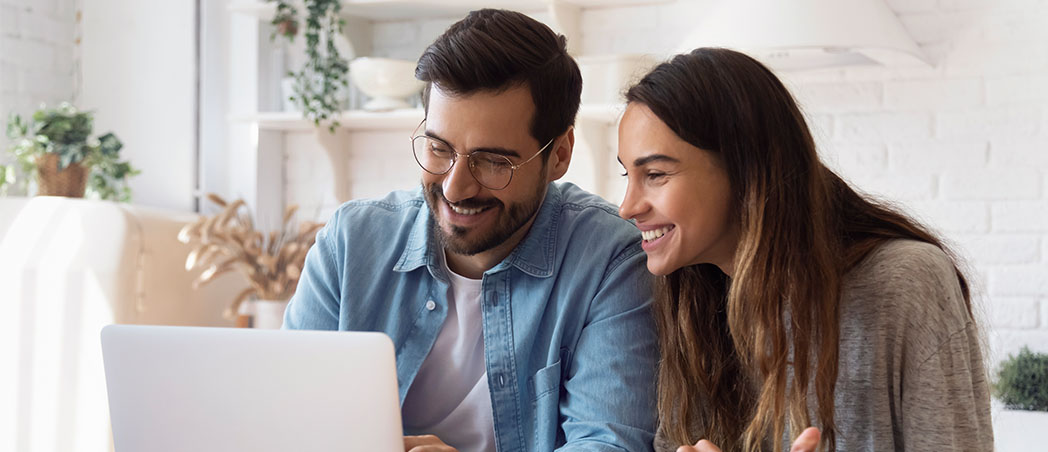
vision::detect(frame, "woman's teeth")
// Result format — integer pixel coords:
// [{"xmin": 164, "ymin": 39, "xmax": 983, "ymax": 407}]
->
[
  {"xmin": 450, "ymin": 204, "xmax": 485, "ymax": 215},
  {"xmin": 642, "ymin": 226, "xmax": 672, "ymax": 242}
]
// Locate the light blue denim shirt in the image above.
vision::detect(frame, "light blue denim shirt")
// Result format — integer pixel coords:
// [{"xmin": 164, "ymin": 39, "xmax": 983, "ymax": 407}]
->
[{"xmin": 284, "ymin": 182, "xmax": 657, "ymax": 452}]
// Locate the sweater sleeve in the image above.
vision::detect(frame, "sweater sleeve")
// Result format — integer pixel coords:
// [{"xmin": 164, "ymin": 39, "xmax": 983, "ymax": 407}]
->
[
  {"xmin": 647, "ymin": 241, "xmax": 996, "ymax": 451},
  {"xmin": 901, "ymin": 321, "xmax": 995, "ymax": 451},
  {"xmin": 888, "ymin": 242, "xmax": 995, "ymax": 451}
]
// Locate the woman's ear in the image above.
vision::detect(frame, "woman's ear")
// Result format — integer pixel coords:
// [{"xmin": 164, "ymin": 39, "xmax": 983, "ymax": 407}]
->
[{"xmin": 546, "ymin": 127, "xmax": 574, "ymax": 181}]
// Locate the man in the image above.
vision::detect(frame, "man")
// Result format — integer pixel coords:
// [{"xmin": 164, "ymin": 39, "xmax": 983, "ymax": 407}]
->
[{"xmin": 285, "ymin": 9, "xmax": 656, "ymax": 452}]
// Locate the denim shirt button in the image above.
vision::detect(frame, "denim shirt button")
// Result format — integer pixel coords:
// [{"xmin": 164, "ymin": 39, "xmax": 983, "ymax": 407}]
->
[{"xmin": 425, "ymin": 300, "xmax": 436, "ymax": 311}]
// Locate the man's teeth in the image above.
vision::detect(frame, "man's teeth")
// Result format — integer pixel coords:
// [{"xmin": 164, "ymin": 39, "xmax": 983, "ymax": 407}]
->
[
  {"xmin": 642, "ymin": 227, "xmax": 672, "ymax": 242},
  {"xmin": 450, "ymin": 204, "xmax": 485, "ymax": 215}
]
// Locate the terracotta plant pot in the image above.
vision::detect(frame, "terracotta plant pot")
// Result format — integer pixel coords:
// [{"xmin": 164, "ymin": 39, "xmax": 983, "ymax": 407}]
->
[
  {"xmin": 36, "ymin": 153, "xmax": 88, "ymax": 198},
  {"xmin": 276, "ymin": 19, "xmax": 298, "ymax": 39}
]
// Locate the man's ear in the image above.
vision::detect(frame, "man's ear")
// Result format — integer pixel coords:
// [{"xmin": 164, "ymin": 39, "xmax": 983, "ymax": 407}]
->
[{"xmin": 546, "ymin": 127, "xmax": 574, "ymax": 181}]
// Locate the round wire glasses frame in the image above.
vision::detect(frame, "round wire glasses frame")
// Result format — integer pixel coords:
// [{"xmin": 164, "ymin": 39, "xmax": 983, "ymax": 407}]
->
[{"xmin": 410, "ymin": 119, "xmax": 555, "ymax": 190}]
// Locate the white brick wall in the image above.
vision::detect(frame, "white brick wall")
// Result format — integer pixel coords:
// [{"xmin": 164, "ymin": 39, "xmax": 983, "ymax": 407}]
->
[
  {"xmin": 910, "ymin": 200, "xmax": 991, "ymax": 233},
  {"xmin": 885, "ymin": 78, "xmax": 984, "ymax": 110},
  {"xmin": 793, "ymin": 82, "xmax": 883, "ymax": 113},
  {"xmin": 0, "ymin": 0, "xmax": 76, "ymax": 176},
  {"xmin": 888, "ymin": 140, "xmax": 987, "ymax": 169},
  {"xmin": 987, "ymin": 75, "xmax": 1048, "ymax": 104},
  {"xmin": 992, "ymin": 201, "xmax": 1048, "ymax": 232},
  {"xmin": 956, "ymin": 234, "xmax": 1041, "ymax": 265},
  {"xmin": 281, "ymin": 0, "xmax": 1048, "ymax": 369},
  {"xmin": 989, "ymin": 297, "xmax": 1040, "ymax": 329},
  {"xmin": 837, "ymin": 112, "xmax": 934, "ymax": 142},
  {"xmin": 941, "ymin": 168, "xmax": 1041, "ymax": 200},
  {"xmin": 854, "ymin": 171, "xmax": 940, "ymax": 201},
  {"xmin": 991, "ymin": 137, "xmax": 1048, "ymax": 167},
  {"xmin": 937, "ymin": 106, "xmax": 1040, "ymax": 138},
  {"xmin": 827, "ymin": 143, "xmax": 887, "ymax": 175},
  {"xmin": 345, "ymin": 130, "xmax": 419, "ymax": 198},
  {"xmin": 990, "ymin": 265, "xmax": 1048, "ymax": 297}
]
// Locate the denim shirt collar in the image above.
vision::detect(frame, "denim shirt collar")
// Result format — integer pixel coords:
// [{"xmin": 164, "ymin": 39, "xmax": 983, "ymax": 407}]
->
[{"xmin": 392, "ymin": 183, "xmax": 562, "ymax": 279}]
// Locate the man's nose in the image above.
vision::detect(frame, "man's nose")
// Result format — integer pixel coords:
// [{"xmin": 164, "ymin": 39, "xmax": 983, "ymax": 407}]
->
[{"xmin": 441, "ymin": 156, "xmax": 481, "ymax": 203}]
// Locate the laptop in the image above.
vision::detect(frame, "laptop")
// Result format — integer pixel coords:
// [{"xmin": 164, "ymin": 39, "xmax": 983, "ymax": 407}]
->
[{"xmin": 100, "ymin": 325, "xmax": 403, "ymax": 452}]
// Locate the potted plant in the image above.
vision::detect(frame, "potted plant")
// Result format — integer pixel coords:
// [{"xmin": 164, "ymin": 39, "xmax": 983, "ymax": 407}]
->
[
  {"xmin": 2, "ymin": 102, "xmax": 139, "ymax": 201},
  {"xmin": 0, "ymin": 164, "xmax": 13, "ymax": 196},
  {"xmin": 993, "ymin": 346, "xmax": 1048, "ymax": 450},
  {"xmin": 267, "ymin": 0, "xmax": 350, "ymax": 132},
  {"xmin": 178, "ymin": 193, "xmax": 324, "ymax": 328}
]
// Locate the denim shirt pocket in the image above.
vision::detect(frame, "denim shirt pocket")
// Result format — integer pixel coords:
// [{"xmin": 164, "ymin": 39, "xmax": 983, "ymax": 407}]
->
[{"xmin": 530, "ymin": 360, "xmax": 562, "ymax": 448}]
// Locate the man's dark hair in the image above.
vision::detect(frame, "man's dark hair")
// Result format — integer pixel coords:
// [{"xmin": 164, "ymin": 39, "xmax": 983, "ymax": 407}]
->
[{"xmin": 415, "ymin": 9, "xmax": 582, "ymax": 151}]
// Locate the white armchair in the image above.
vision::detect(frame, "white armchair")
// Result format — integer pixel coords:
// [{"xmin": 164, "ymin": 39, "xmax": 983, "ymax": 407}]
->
[{"xmin": 0, "ymin": 196, "xmax": 246, "ymax": 452}]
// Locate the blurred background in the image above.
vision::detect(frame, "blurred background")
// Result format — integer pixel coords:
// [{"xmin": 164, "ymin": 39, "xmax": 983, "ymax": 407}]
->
[{"xmin": 1, "ymin": 0, "xmax": 1046, "ymax": 450}]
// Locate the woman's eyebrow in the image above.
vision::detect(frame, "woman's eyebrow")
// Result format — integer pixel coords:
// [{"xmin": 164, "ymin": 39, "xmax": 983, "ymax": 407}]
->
[{"xmin": 632, "ymin": 154, "xmax": 680, "ymax": 167}]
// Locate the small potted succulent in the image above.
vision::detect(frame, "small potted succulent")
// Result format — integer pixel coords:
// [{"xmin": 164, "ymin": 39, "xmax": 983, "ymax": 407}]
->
[
  {"xmin": 993, "ymin": 346, "xmax": 1048, "ymax": 450},
  {"xmin": 2, "ymin": 102, "xmax": 139, "ymax": 201}
]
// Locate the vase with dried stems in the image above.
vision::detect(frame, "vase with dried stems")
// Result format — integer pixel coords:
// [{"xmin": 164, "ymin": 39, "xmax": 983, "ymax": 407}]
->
[{"xmin": 177, "ymin": 193, "xmax": 324, "ymax": 325}]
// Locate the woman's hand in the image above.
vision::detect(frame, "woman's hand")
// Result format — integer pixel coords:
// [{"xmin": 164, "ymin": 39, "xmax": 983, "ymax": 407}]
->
[
  {"xmin": 676, "ymin": 427, "xmax": 821, "ymax": 452},
  {"xmin": 675, "ymin": 439, "xmax": 724, "ymax": 452},
  {"xmin": 404, "ymin": 435, "xmax": 458, "ymax": 452}
]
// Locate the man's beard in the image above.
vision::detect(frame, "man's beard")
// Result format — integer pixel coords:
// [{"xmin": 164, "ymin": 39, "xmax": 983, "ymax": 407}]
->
[{"xmin": 423, "ymin": 182, "xmax": 547, "ymax": 256}]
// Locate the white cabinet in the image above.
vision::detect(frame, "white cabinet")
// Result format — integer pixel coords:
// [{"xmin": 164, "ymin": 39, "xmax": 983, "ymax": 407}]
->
[{"xmin": 226, "ymin": 0, "xmax": 664, "ymax": 222}]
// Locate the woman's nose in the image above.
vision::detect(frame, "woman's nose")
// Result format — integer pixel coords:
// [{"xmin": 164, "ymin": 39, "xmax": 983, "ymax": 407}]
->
[{"xmin": 618, "ymin": 182, "xmax": 644, "ymax": 220}]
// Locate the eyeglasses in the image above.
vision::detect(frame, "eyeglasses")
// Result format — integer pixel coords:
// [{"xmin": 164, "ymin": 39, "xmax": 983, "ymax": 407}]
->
[{"xmin": 410, "ymin": 119, "xmax": 554, "ymax": 190}]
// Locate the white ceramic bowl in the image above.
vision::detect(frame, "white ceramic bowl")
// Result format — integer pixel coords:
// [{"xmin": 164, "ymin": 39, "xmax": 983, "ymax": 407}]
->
[{"xmin": 349, "ymin": 57, "xmax": 425, "ymax": 111}]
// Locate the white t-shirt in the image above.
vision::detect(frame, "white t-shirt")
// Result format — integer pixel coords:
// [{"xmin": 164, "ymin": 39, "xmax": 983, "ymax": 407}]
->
[{"xmin": 400, "ymin": 252, "xmax": 496, "ymax": 452}]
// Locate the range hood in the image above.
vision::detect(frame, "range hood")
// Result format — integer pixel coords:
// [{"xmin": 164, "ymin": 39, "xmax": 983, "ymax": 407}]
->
[{"xmin": 679, "ymin": 0, "xmax": 928, "ymax": 71}]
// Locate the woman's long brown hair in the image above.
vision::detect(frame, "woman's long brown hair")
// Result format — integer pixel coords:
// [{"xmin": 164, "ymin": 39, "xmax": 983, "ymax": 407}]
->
[{"xmin": 626, "ymin": 48, "xmax": 971, "ymax": 452}]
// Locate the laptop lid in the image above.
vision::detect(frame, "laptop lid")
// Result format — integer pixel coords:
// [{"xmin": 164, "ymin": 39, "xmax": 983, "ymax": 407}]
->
[{"xmin": 101, "ymin": 325, "xmax": 403, "ymax": 452}]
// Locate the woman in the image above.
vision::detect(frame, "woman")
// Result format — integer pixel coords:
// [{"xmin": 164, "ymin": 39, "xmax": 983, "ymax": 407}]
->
[{"xmin": 616, "ymin": 48, "xmax": 993, "ymax": 452}]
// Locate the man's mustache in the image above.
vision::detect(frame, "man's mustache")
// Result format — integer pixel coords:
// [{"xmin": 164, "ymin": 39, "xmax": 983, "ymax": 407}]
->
[{"xmin": 425, "ymin": 183, "xmax": 502, "ymax": 210}]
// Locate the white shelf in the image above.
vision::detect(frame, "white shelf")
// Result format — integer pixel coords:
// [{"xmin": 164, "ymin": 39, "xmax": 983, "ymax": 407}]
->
[
  {"xmin": 233, "ymin": 103, "xmax": 623, "ymax": 131},
  {"xmin": 231, "ymin": 108, "xmax": 424, "ymax": 131},
  {"xmin": 226, "ymin": 0, "xmax": 649, "ymax": 215},
  {"xmin": 229, "ymin": 0, "xmax": 670, "ymax": 21}
]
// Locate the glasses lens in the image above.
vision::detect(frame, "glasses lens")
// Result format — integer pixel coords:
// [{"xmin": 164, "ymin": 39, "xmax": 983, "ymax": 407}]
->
[
  {"xmin": 412, "ymin": 136, "xmax": 454, "ymax": 174},
  {"xmin": 469, "ymin": 152, "xmax": 514, "ymax": 190}
]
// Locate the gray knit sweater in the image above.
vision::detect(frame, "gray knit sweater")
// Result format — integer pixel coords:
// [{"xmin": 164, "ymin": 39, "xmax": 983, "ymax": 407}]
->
[{"xmin": 653, "ymin": 240, "xmax": 994, "ymax": 451}]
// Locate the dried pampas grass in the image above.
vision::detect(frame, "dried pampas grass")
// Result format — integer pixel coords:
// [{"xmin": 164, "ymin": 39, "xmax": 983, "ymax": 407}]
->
[{"xmin": 178, "ymin": 193, "xmax": 324, "ymax": 318}]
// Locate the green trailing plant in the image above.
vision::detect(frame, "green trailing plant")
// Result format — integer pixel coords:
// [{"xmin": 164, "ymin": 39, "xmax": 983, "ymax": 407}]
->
[
  {"xmin": 2, "ymin": 102, "xmax": 139, "ymax": 202},
  {"xmin": 87, "ymin": 133, "xmax": 139, "ymax": 202},
  {"xmin": 0, "ymin": 164, "xmax": 14, "ymax": 196},
  {"xmin": 267, "ymin": 0, "xmax": 349, "ymax": 132},
  {"xmin": 995, "ymin": 346, "xmax": 1048, "ymax": 412}
]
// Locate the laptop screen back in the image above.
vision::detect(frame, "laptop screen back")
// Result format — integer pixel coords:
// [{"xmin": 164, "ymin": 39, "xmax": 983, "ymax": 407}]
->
[{"xmin": 101, "ymin": 325, "xmax": 403, "ymax": 452}]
